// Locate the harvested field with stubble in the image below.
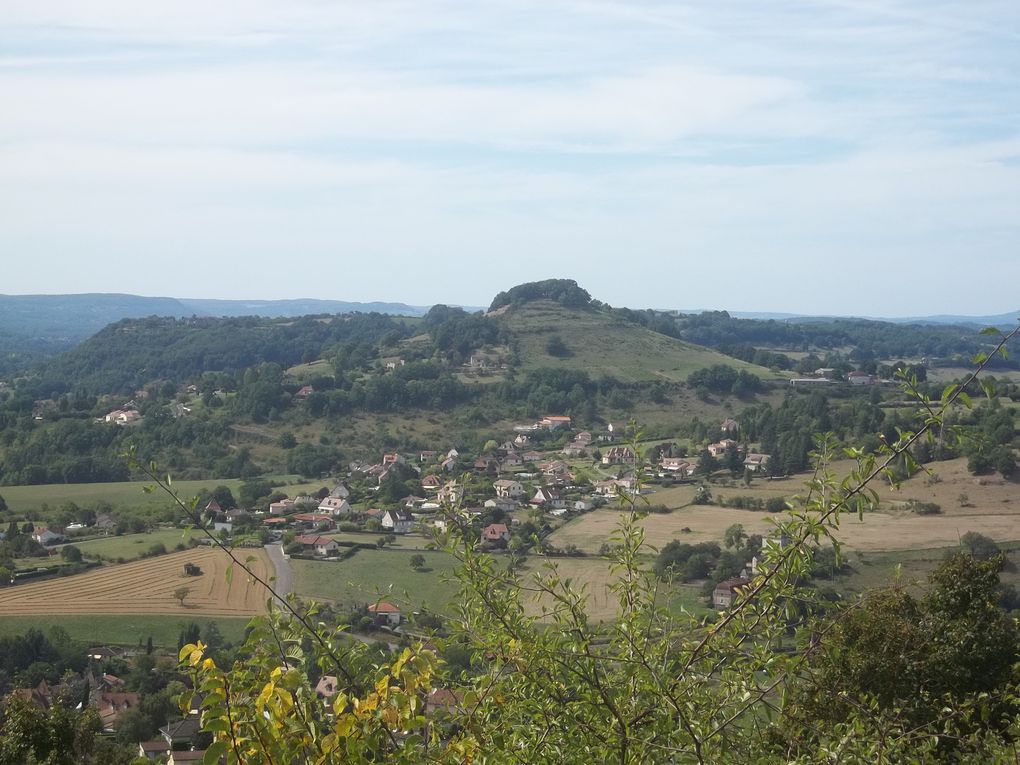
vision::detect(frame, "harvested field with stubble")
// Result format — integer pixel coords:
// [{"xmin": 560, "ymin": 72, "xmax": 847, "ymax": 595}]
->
[
  {"xmin": 551, "ymin": 456, "xmax": 1020, "ymax": 555},
  {"xmin": 0, "ymin": 548, "xmax": 272, "ymax": 617}
]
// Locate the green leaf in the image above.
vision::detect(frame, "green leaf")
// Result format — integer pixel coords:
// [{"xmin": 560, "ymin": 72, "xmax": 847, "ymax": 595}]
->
[
  {"xmin": 980, "ymin": 326, "xmax": 1002, "ymax": 336},
  {"xmin": 204, "ymin": 740, "xmax": 229, "ymax": 763},
  {"xmin": 225, "ymin": 564, "xmax": 233, "ymax": 587}
]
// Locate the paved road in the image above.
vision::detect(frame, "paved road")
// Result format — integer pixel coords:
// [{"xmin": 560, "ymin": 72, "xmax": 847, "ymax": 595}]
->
[{"xmin": 263, "ymin": 543, "xmax": 292, "ymax": 607}]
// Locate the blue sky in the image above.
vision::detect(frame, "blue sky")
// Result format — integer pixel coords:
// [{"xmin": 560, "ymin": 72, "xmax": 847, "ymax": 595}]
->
[{"xmin": 1, "ymin": 1, "xmax": 1017, "ymax": 315}]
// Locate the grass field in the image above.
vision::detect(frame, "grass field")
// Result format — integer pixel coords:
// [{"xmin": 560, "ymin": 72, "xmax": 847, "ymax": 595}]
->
[
  {"xmin": 72, "ymin": 527, "xmax": 197, "ymax": 560},
  {"xmin": 291, "ymin": 549, "xmax": 461, "ymax": 613},
  {"xmin": 502, "ymin": 301, "xmax": 780, "ymax": 383},
  {"xmin": 0, "ymin": 548, "xmax": 272, "ymax": 617},
  {"xmin": 326, "ymin": 532, "xmax": 435, "ymax": 550},
  {"xmin": 0, "ymin": 614, "xmax": 252, "ymax": 647},
  {"xmin": 0, "ymin": 474, "xmax": 324, "ymax": 514}
]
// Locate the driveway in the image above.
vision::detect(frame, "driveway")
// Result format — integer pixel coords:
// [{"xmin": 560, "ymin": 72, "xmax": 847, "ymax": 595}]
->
[{"xmin": 263, "ymin": 543, "xmax": 292, "ymax": 606}]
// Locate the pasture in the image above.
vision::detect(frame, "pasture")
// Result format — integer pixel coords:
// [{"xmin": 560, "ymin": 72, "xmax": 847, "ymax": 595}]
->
[
  {"xmin": 291, "ymin": 549, "xmax": 461, "ymax": 613},
  {"xmin": 72, "ymin": 527, "xmax": 197, "ymax": 560},
  {"xmin": 0, "ymin": 614, "xmax": 252, "ymax": 648},
  {"xmin": 0, "ymin": 474, "xmax": 322, "ymax": 514},
  {"xmin": 0, "ymin": 548, "xmax": 272, "ymax": 618}
]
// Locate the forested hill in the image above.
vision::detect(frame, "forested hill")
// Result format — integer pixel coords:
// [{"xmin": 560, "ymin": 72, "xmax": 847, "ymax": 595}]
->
[
  {"xmin": 27, "ymin": 314, "xmax": 411, "ymax": 396},
  {"xmin": 0, "ymin": 293, "xmax": 434, "ymax": 376}
]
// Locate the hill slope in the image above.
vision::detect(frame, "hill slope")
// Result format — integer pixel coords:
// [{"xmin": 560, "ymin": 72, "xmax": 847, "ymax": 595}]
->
[{"xmin": 499, "ymin": 301, "xmax": 776, "ymax": 382}]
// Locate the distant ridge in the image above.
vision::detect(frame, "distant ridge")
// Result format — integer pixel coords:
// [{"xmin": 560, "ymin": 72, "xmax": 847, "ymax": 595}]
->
[{"xmin": 674, "ymin": 308, "xmax": 1019, "ymax": 328}]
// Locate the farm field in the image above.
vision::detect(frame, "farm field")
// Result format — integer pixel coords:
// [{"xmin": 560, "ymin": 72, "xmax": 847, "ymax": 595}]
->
[
  {"xmin": 551, "ymin": 504, "xmax": 1020, "ymax": 556},
  {"xmin": 0, "ymin": 474, "xmax": 321, "ymax": 513},
  {"xmin": 0, "ymin": 614, "xmax": 252, "ymax": 648},
  {"xmin": 291, "ymin": 549, "xmax": 461, "ymax": 613},
  {"xmin": 0, "ymin": 548, "xmax": 272, "ymax": 617},
  {"xmin": 514, "ymin": 556, "xmax": 709, "ymax": 622},
  {"xmin": 550, "ymin": 457, "xmax": 1020, "ymax": 555}
]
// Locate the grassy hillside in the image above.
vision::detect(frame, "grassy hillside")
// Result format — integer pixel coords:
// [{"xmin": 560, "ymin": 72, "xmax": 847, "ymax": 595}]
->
[{"xmin": 500, "ymin": 301, "xmax": 778, "ymax": 382}]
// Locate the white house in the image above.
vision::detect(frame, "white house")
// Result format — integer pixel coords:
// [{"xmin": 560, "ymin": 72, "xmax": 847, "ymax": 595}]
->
[
  {"xmin": 31, "ymin": 528, "xmax": 63, "ymax": 546},
  {"xmin": 381, "ymin": 508, "xmax": 414, "ymax": 534},
  {"xmin": 317, "ymin": 497, "xmax": 351, "ymax": 516},
  {"xmin": 493, "ymin": 479, "xmax": 524, "ymax": 499}
]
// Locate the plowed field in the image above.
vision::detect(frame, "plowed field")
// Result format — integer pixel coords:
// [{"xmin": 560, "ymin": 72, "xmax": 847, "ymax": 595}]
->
[{"xmin": 0, "ymin": 548, "xmax": 272, "ymax": 617}]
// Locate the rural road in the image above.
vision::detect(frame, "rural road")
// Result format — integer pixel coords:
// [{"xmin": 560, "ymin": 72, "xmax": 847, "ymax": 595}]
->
[{"xmin": 264, "ymin": 543, "xmax": 291, "ymax": 606}]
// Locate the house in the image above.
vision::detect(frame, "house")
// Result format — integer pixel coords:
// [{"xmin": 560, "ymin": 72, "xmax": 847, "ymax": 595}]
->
[
  {"xmin": 814, "ymin": 368, "xmax": 837, "ymax": 379},
  {"xmin": 522, "ymin": 451, "xmax": 543, "ymax": 463},
  {"xmin": 539, "ymin": 415, "xmax": 572, "ymax": 430},
  {"xmin": 13, "ymin": 680, "xmax": 55, "ymax": 709},
  {"xmin": 138, "ymin": 741, "xmax": 169, "ymax": 760},
  {"xmin": 437, "ymin": 481, "xmax": 463, "ymax": 506},
  {"xmin": 367, "ymin": 601, "xmax": 402, "ymax": 626},
  {"xmin": 481, "ymin": 523, "xmax": 511, "ymax": 545},
  {"xmin": 493, "ymin": 479, "xmax": 525, "ymax": 499},
  {"xmin": 421, "ymin": 474, "xmax": 443, "ymax": 492},
  {"xmin": 742, "ymin": 453, "xmax": 771, "ymax": 473},
  {"xmin": 94, "ymin": 513, "xmax": 116, "ymax": 531},
  {"xmin": 602, "ymin": 447, "xmax": 635, "ymax": 466},
  {"xmin": 292, "ymin": 512, "xmax": 335, "ymax": 529},
  {"xmin": 419, "ymin": 450, "xmax": 439, "ymax": 462},
  {"xmin": 531, "ymin": 487, "xmax": 566, "ymax": 509},
  {"xmin": 269, "ymin": 498, "xmax": 295, "ymax": 515},
  {"xmin": 540, "ymin": 459, "xmax": 570, "ymax": 476},
  {"xmin": 426, "ymin": 688, "xmax": 464, "ymax": 718},
  {"xmin": 315, "ymin": 675, "xmax": 340, "ymax": 699},
  {"xmin": 848, "ymin": 371, "xmax": 874, "ymax": 385},
  {"xmin": 574, "ymin": 498, "xmax": 594, "ymax": 512},
  {"xmin": 707, "ymin": 439, "xmax": 738, "ymax": 458},
  {"xmin": 500, "ymin": 450, "xmax": 523, "ymax": 468},
  {"xmin": 160, "ymin": 715, "xmax": 203, "ymax": 749},
  {"xmin": 661, "ymin": 457, "xmax": 693, "ymax": 476},
  {"xmin": 721, "ymin": 418, "xmax": 739, "ymax": 434},
  {"xmin": 329, "ymin": 483, "xmax": 351, "ymax": 499},
  {"xmin": 440, "ymin": 456, "xmax": 458, "ymax": 472},
  {"xmin": 295, "ymin": 534, "xmax": 340, "ymax": 556},
  {"xmin": 562, "ymin": 444, "xmax": 588, "ymax": 458},
  {"xmin": 381, "ymin": 508, "xmax": 414, "ymax": 534},
  {"xmin": 31, "ymin": 528, "xmax": 63, "ymax": 546},
  {"xmin": 92, "ymin": 690, "xmax": 140, "ymax": 731},
  {"xmin": 513, "ymin": 434, "xmax": 531, "ymax": 447},
  {"xmin": 485, "ymin": 497, "xmax": 519, "ymax": 513},
  {"xmin": 262, "ymin": 516, "xmax": 289, "ymax": 527},
  {"xmin": 104, "ymin": 408, "xmax": 141, "ymax": 425},
  {"xmin": 212, "ymin": 521, "xmax": 233, "ymax": 534},
  {"xmin": 382, "ymin": 453, "xmax": 406, "ymax": 466},
  {"xmin": 317, "ymin": 497, "xmax": 351, "ymax": 516},
  {"xmin": 295, "ymin": 385, "xmax": 314, "ymax": 398},
  {"xmin": 712, "ymin": 578, "xmax": 750, "ymax": 609},
  {"xmin": 473, "ymin": 457, "xmax": 500, "ymax": 474},
  {"xmin": 575, "ymin": 430, "xmax": 593, "ymax": 445},
  {"xmin": 594, "ymin": 480, "xmax": 621, "ymax": 497}
]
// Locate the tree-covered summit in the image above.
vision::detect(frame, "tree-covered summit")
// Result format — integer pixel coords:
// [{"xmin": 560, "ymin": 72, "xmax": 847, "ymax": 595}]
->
[{"xmin": 488, "ymin": 279, "xmax": 593, "ymax": 313}]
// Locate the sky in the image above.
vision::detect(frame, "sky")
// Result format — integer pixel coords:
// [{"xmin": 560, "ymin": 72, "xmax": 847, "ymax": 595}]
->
[{"xmin": 1, "ymin": 1, "xmax": 1018, "ymax": 316}]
